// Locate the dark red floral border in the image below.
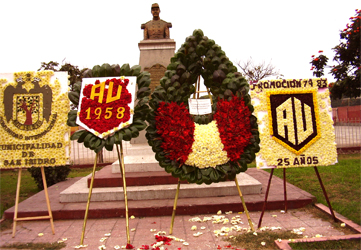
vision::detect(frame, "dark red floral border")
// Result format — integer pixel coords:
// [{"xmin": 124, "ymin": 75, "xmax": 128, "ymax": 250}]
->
[
  {"xmin": 155, "ymin": 102, "xmax": 195, "ymax": 164},
  {"xmin": 214, "ymin": 96, "xmax": 252, "ymax": 161}
]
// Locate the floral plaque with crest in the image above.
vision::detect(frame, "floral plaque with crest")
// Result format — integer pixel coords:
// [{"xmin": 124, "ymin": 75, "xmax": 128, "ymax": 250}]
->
[
  {"xmin": 0, "ymin": 71, "xmax": 70, "ymax": 169},
  {"xmin": 250, "ymin": 78, "xmax": 337, "ymax": 169}
]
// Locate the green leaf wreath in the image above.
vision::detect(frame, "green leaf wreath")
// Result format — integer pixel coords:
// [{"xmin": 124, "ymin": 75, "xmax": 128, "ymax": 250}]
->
[
  {"xmin": 146, "ymin": 29, "xmax": 260, "ymax": 184},
  {"xmin": 67, "ymin": 63, "xmax": 151, "ymax": 153}
]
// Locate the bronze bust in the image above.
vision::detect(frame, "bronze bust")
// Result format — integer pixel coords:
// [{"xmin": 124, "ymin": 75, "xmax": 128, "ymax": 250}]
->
[{"xmin": 141, "ymin": 3, "xmax": 172, "ymax": 40}]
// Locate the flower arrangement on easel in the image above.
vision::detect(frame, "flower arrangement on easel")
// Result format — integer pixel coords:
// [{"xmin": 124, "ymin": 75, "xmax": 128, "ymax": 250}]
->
[
  {"xmin": 145, "ymin": 29, "xmax": 261, "ymax": 233},
  {"xmin": 67, "ymin": 63, "xmax": 151, "ymax": 247}
]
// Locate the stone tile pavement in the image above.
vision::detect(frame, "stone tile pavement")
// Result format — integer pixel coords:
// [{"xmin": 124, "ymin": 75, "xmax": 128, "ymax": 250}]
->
[{"xmin": 1, "ymin": 206, "xmax": 357, "ymax": 250}]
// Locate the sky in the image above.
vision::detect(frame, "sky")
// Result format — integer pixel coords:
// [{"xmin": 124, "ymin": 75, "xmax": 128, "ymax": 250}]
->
[{"xmin": 0, "ymin": 0, "xmax": 359, "ymax": 82}]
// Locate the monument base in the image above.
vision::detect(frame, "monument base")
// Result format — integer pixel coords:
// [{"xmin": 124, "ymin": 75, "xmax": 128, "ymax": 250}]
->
[{"xmin": 138, "ymin": 39, "xmax": 176, "ymax": 69}]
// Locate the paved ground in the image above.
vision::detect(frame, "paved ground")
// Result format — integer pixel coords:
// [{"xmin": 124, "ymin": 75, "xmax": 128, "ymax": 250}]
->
[{"xmin": 1, "ymin": 205, "xmax": 360, "ymax": 250}]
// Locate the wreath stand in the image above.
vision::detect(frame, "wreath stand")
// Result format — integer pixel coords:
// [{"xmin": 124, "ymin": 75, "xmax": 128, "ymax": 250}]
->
[
  {"xmin": 257, "ymin": 166, "xmax": 337, "ymax": 228},
  {"xmin": 79, "ymin": 143, "xmax": 130, "ymax": 245},
  {"xmin": 169, "ymin": 77, "xmax": 255, "ymax": 234},
  {"xmin": 12, "ymin": 167, "xmax": 55, "ymax": 237}
]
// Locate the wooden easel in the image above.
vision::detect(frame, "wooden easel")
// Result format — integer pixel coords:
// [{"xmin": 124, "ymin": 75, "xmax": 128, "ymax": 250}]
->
[
  {"xmin": 257, "ymin": 166, "xmax": 337, "ymax": 228},
  {"xmin": 79, "ymin": 143, "xmax": 130, "ymax": 246},
  {"xmin": 12, "ymin": 167, "xmax": 55, "ymax": 237},
  {"xmin": 169, "ymin": 77, "xmax": 255, "ymax": 234}
]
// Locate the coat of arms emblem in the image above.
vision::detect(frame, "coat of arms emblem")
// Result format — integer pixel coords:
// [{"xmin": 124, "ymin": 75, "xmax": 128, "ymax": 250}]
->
[{"xmin": 3, "ymin": 74, "xmax": 52, "ymax": 131}]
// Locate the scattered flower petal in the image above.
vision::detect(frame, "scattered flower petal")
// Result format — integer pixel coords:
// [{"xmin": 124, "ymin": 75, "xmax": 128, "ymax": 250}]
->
[
  {"xmin": 131, "ymin": 228, "xmax": 136, "ymax": 232},
  {"xmin": 193, "ymin": 232, "xmax": 203, "ymax": 237},
  {"xmin": 98, "ymin": 245, "xmax": 106, "ymax": 250},
  {"xmin": 74, "ymin": 245, "xmax": 88, "ymax": 249},
  {"xmin": 191, "ymin": 225, "xmax": 197, "ymax": 231},
  {"xmin": 217, "ymin": 210, "xmax": 222, "ymax": 215},
  {"xmin": 183, "ymin": 242, "xmax": 189, "ymax": 246},
  {"xmin": 114, "ymin": 246, "xmax": 121, "ymax": 250},
  {"xmin": 130, "ymin": 215, "xmax": 135, "ymax": 219},
  {"xmin": 341, "ymin": 223, "xmax": 346, "ymax": 227},
  {"xmin": 125, "ymin": 243, "xmax": 134, "ymax": 249},
  {"xmin": 38, "ymin": 233, "xmax": 44, "ymax": 237},
  {"xmin": 261, "ymin": 242, "xmax": 266, "ymax": 246},
  {"xmin": 253, "ymin": 232, "xmax": 258, "ymax": 236}
]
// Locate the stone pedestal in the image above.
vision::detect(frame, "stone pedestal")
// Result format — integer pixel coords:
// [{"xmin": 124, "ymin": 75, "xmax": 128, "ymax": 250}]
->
[
  {"xmin": 138, "ymin": 39, "xmax": 176, "ymax": 69},
  {"xmin": 131, "ymin": 39, "xmax": 176, "ymax": 144}
]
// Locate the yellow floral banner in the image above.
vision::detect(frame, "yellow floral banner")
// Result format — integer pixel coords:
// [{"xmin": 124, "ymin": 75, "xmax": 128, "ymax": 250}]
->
[
  {"xmin": 250, "ymin": 78, "xmax": 337, "ymax": 169},
  {"xmin": 0, "ymin": 71, "xmax": 70, "ymax": 169}
]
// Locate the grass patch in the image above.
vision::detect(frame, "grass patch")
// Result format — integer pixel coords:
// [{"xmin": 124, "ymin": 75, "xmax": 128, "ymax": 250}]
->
[
  {"xmin": 0, "ymin": 170, "xmax": 39, "ymax": 219},
  {"xmin": 0, "ymin": 241, "xmax": 66, "ymax": 249},
  {"xmin": 0, "ymin": 167, "xmax": 103, "ymax": 219},
  {"xmin": 229, "ymin": 230, "xmax": 303, "ymax": 250},
  {"xmin": 265, "ymin": 157, "xmax": 361, "ymax": 225},
  {"xmin": 67, "ymin": 167, "xmax": 103, "ymax": 178},
  {"xmin": 289, "ymin": 238, "xmax": 361, "ymax": 249}
]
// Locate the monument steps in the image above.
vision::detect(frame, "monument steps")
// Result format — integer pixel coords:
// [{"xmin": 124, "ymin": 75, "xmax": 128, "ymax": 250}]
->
[
  {"xmin": 87, "ymin": 165, "xmax": 189, "ymax": 188},
  {"xmin": 3, "ymin": 169, "xmax": 315, "ymax": 220},
  {"xmin": 60, "ymin": 168, "xmax": 262, "ymax": 203}
]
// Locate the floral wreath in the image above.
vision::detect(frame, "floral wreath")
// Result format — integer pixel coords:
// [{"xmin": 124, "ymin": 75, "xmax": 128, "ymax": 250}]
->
[
  {"xmin": 67, "ymin": 63, "xmax": 151, "ymax": 153},
  {"xmin": 146, "ymin": 30, "xmax": 260, "ymax": 184}
]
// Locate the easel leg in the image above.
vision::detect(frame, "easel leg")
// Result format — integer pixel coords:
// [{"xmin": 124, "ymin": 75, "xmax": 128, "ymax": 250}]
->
[
  {"xmin": 314, "ymin": 167, "xmax": 337, "ymax": 222},
  {"xmin": 169, "ymin": 179, "xmax": 181, "ymax": 235},
  {"xmin": 41, "ymin": 167, "xmax": 55, "ymax": 234},
  {"xmin": 12, "ymin": 168, "xmax": 22, "ymax": 237},
  {"xmin": 258, "ymin": 168, "xmax": 274, "ymax": 228},
  {"xmin": 80, "ymin": 152, "xmax": 98, "ymax": 245},
  {"xmin": 235, "ymin": 177, "xmax": 255, "ymax": 231},
  {"xmin": 116, "ymin": 144, "xmax": 130, "ymax": 244},
  {"xmin": 283, "ymin": 168, "xmax": 288, "ymax": 212}
]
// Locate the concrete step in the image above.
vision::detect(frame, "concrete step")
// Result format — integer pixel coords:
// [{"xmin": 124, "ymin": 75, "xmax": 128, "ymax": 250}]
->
[
  {"xmin": 124, "ymin": 142, "xmax": 153, "ymax": 156},
  {"xmin": 112, "ymin": 154, "xmax": 161, "ymax": 173},
  {"xmin": 60, "ymin": 173, "xmax": 262, "ymax": 203},
  {"xmin": 88, "ymin": 165, "xmax": 189, "ymax": 188}
]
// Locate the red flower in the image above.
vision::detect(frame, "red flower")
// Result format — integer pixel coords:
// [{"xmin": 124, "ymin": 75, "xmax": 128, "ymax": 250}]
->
[
  {"xmin": 213, "ymin": 96, "xmax": 252, "ymax": 161},
  {"xmin": 126, "ymin": 243, "xmax": 134, "ymax": 249},
  {"xmin": 155, "ymin": 102, "xmax": 195, "ymax": 163},
  {"xmin": 318, "ymin": 50, "xmax": 323, "ymax": 53}
]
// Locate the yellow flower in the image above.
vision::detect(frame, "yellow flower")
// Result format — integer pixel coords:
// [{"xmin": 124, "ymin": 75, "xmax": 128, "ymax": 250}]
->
[{"xmin": 185, "ymin": 121, "xmax": 229, "ymax": 168}]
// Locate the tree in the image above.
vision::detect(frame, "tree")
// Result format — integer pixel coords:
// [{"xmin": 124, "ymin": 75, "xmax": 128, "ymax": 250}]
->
[
  {"xmin": 38, "ymin": 60, "xmax": 87, "ymax": 91},
  {"xmin": 330, "ymin": 9, "xmax": 360, "ymax": 99},
  {"xmin": 38, "ymin": 61, "xmax": 59, "ymax": 71},
  {"xmin": 310, "ymin": 50, "xmax": 329, "ymax": 77},
  {"xmin": 236, "ymin": 57, "xmax": 282, "ymax": 83}
]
